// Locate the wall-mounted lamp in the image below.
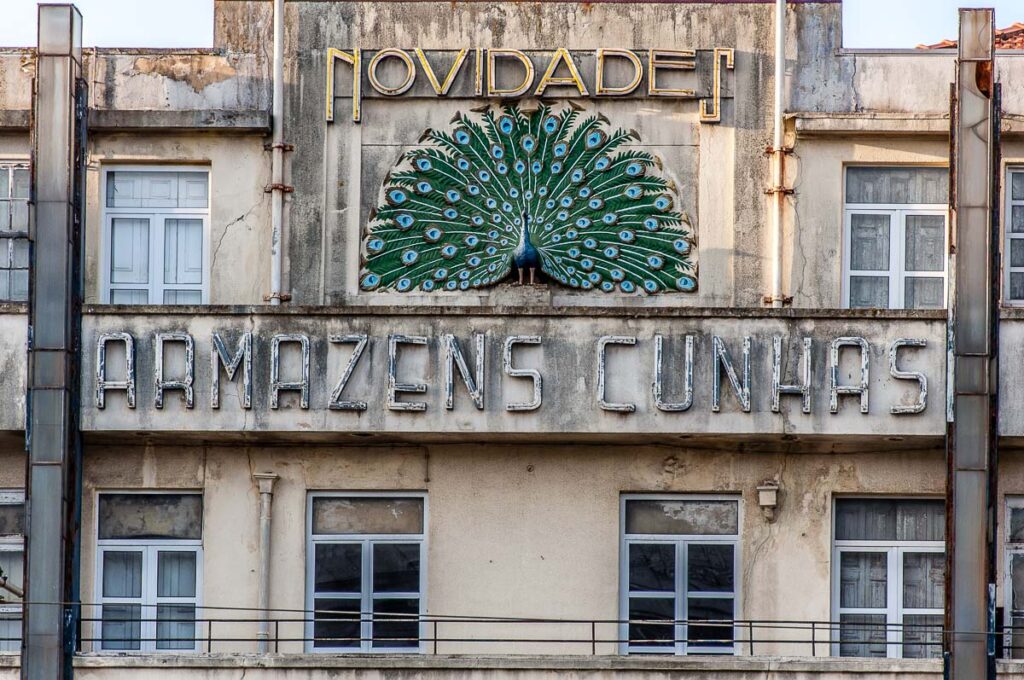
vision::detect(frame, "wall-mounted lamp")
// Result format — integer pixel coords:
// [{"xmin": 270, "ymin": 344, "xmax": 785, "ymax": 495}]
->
[{"xmin": 757, "ymin": 480, "xmax": 780, "ymax": 522}]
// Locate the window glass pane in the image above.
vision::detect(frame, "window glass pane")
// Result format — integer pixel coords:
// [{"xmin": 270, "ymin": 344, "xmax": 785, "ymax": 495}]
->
[
  {"xmin": 835, "ymin": 499, "xmax": 944, "ymax": 541},
  {"xmin": 0, "ymin": 504, "xmax": 25, "ymax": 536},
  {"xmin": 373, "ymin": 543, "xmax": 420, "ymax": 593},
  {"xmin": 178, "ymin": 173, "xmax": 209, "ymax": 208},
  {"xmin": 157, "ymin": 551, "xmax": 197, "ymax": 598},
  {"xmin": 163, "ymin": 290, "xmax": 202, "ymax": 304},
  {"xmin": 849, "ymin": 276, "xmax": 889, "ymax": 308},
  {"xmin": 624, "ymin": 500, "xmax": 738, "ymax": 536},
  {"xmin": 1013, "ymin": 172, "xmax": 1024, "ymax": 201},
  {"xmin": 9, "ymin": 270, "xmax": 26, "ymax": 302},
  {"xmin": 1013, "ymin": 206, "xmax": 1024, "ymax": 233},
  {"xmin": 0, "ymin": 205, "xmax": 9, "ymax": 232},
  {"xmin": 102, "ymin": 604, "xmax": 141, "ymax": 650},
  {"xmin": 315, "ymin": 543, "xmax": 362, "ymax": 593},
  {"xmin": 905, "ymin": 215, "xmax": 944, "ymax": 271},
  {"xmin": 839, "ymin": 613, "xmax": 887, "ymax": 657},
  {"xmin": 372, "ymin": 598, "xmax": 419, "ymax": 648},
  {"xmin": 686, "ymin": 597, "xmax": 733, "ymax": 648},
  {"xmin": 109, "ymin": 218, "xmax": 149, "ymax": 284},
  {"xmin": 98, "ymin": 493, "xmax": 203, "ymax": 540},
  {"xmin": 0, "ymin": 609, "xmax": 21, "ymax": 652},
  {"xmin": 850, "ymin": 214, "xmax": 890, "ymax": 271},
  {"xmin": 11, "ymin": 170, "xmax": 29, "ymax": 200},
  {"xmin": 905, "ymin": 277, "xmax": 944, "ymax": 309},
  {"xmin": 0, "ymin": 170, "xmax": 8, "ymax": 198},
  {"xmin": 846, "ymin": 167, "xmax": 948, "ymax": 204},
  {"xmin": 9, "ymin": 200, "xmax": 26, "ymax": 232},
  {"xmin": 164, "ymin": 219, "xmax": 203, "ymax": 285},
  {"xmin": 1012, "ymin": 273, "xmax": 1024, "ymax": 302},
  {"xmin": 11, "ymin": 239, "xmax": 28, "ymax": 269},
  {"xmin": 902, "ymin": 614, "xmax": 942, "ymax": 659},
  {"xmin": 312, "ymin": 597, "xmax": 360, "ymax": 648},
  {"xmin": 628, "ymin": 597, "xmax": 675, "ymax": 648},
  {"xmin": 628, "ymin": 543, "xmax": 675, "ymax": 592},
  {"xmin": 110, "ymin": 289, "xmax": 149, "ymax": 305},
  {"xmin": 1013, "ymin": 554, "xmax": 1024, "ymax": 611},
  {"xmin": 1012, "ymin": 240, "xmax": 1024, "ymax": 268},
  {"xmin": 0, "ymin": 550, "xmax": 23, "ymax": 603},
  {"xmin": 1011, "ymin": 616, "xmax": 1024, "ymax": 659},
  {"xmin": 1010, "ymin": 508, "xmax": 1024, "ymax": 543},
  {"xmin": 839, "ymin": 552, "xmax": 887, "ymax": 609},
  {"xmin": 311, "ymin": 497, "xmax": 424, "ymax": 535},
  {"xmin": 102, "ymin": 551, "xmax": 142, "ymax": 598},
  {"xmin": 688, "ymin": 544, "xmax": 734, "ymax": 593},
  {"xmin": 0, "ymin": 271, "xmax": 8, "ymax": 301},
  {"xmin": 903, "ymin": 552, "xmax": 944, "ymax": 609},
  {"xmin": 156, "ymin": 604, "xmax": 196, "ymax": 650}
]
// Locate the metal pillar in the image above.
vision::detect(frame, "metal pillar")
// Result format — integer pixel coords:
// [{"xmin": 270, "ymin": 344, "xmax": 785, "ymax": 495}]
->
[
  {"xmin": 23, "ymin": 5, "xmax": 85, "ymax": 679},
  {"xmin": 946, "ymin": 9, "xmax": 999, "ymax": 680},
  {"xmin": 253, "ymin": 472, "xmax": 278, "ymax": 653}
]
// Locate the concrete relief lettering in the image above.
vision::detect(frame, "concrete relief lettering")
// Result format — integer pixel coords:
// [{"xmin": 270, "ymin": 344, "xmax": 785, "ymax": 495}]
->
[
  {"xmin": 830, "ymin": 337, "xmax": 870, "ymax": 414},
  {"xmin": 889, "ymin": 338, "xmax": 928, "ymax": 415},
  {"xmin": 95, "ymin": 332, "xmax": 136, "ymax": 409},
  {"xmin": 444, "ymin": 332, "xmax": 485, "ymax": 411},
  {"xmin": 772, "ymin": 336, "xmax": 812, "ymax": 414},
  {"xmin": 597, "ymin": 336, "xmax": 637, "ymax": 413},
  {"xmin": 711, "ymin": 335, "xmax": 751, "ymax": 413},
  {"xmin": 270, "ymin": 334, "xmax": 310, "ymax": 410},
  {"xmin": 153, "ymin": 332, "xmax": 195, "ymax": 410},
  {"xmin": 388, "ymin": 334, "xmax": 428, "ymax": 412},
  {"xmin": 328, "ymin": 334, "xmax": 369, "ymax": 412},
  {"xmin": 652, "ymin": 334, "xmax": 693, "ymax": 412},
  {"xmin": 211, "ymin": 332, "xmax": 253, "ymax": 410}
]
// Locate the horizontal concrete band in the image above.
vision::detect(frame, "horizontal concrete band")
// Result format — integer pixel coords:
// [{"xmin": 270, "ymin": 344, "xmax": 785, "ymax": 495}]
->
[{"xmin": 0, "ymin": 110, "xmax": 269, "ymax": 132}]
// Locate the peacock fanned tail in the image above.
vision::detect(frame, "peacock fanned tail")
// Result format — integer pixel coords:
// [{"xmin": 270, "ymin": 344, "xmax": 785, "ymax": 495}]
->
[{"xmin": 360, "ymin": 103, "xmax": 696, "ymax": 294}]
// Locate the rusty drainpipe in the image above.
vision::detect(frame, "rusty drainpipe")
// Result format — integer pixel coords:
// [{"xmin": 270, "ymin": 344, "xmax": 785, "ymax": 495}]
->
[
  {"xmin": 766, "ymin": 0, "xmax": 791, "ymax": 308},
  {"xmin": 268, "ymin": 0, "xmax": 288, "ymax": 304}
]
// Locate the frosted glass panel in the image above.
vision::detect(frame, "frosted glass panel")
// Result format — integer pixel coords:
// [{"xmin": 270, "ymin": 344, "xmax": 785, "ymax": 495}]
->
[
  {"xmin": 312, "ymin": 497, "xmax": 424, "ymax": 535},
  {"xmin": 99, "ymin": 493, "xmax": 202, "ymax": 540},
  {"xmin": 625, "ymin": 500, "xmax": 738, "ymax": 535},
  {"xmin": 107, "ymin": 171, "xmax": 208, "ymax": 209},
  {"xmin": 110, "ymin": 218, "xmax": 149, "ymax": 284},
  {"xmin": 846, "ymin": 167, "xmax": 948, "ymax": 204},
  {"xmin": 904, "ymin": 215, "xmax": 944, "ymax": 271},
  {"xmin": 163, "ymin": 290, "xmax": 202, "ymax": 304},
  {"xmin": 905, "ymin": 277, "xmax": 943, "ymax": 309},
  {"xmin": 850, "ymin": 214, "xmax": 890, "ymax": 270},
  {"xmin": 164, "ymin": 219, "xmax": 203, "ymax": 285},
  {"xmin": 849, "ymin": 276, "xmax": 889, "ymax": 309},
  {"xmin": 110, "ymin": 289, "xmax": 148, "ymax": 304}
]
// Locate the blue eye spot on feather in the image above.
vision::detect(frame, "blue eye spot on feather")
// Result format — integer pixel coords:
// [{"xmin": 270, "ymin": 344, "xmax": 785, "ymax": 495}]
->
[
  {"xmin": 551, "ymin": 161, "xmax": 563, "ymax": 174},
  {"xmin": 397, "ymin": 278, "xmax": 413, "ymax": 291},
  {"xmin": 499, "ymin": 116, "xmax": 514, "ymax": 134},
  {"xmin": 553, "ymin": 143, "xmax": 568, "ymax": 158},
  {"xmin": 491, "ymin": 144, "xmax": 504, "ymax": 159},
  {"xmin": 514, "ymin": 160, "xmax": 526, "ymax": 174},
  {"xmin": 587, "ymin": 271, "xmax": 601, "ymax": 283},
  {"xmin": 583, "ymin": 238, "xmax": 597, "ymax": 249},
  {"xmin": 643, "ymin": 280, "xmax": 659, "ymax": 293},
  {"xmin": 552, "ymin": 234, "xmax": 562, "ymax": 243},
  {"xmin": 559, "ymin": 274, "xmax": 568, "ymax": 283},
  {"xmin": 486, "ymin": 246, "xmax": 498, "ymax": 255},
  {"xmin": 471, "ymin": 279, "xmax": 481, "ymax": 286},
  {"xmin": 566, "ymin": 229, "xmax": 578, "ymax": 239},
  {"xmin": 486, "ymin": 198, "xmax": 498, "ymax": 209},
  {"xmin": 580, "ymin": 259, "xmax": 594, "ymax": 271},
  {"xmin": 570, "ymin": 277, "xmax": 580, "ymax": 287},
  {"xmin": 502, "ymin": 202, "xmax": 514, "ymax": 213},
  {"xmin": 620, "ymin": 280, "xmax": 636, "ymax": 293},
  {"xmin": 618, "ymin": 230, "xmax": 635, "ymax": 243},
  {"xmin": 367, "ymin": 238, "xmax": 385, "ymax": 253},
  {"xmin": 589, "ymin": 198, "xmax": 603, "ymax": 210},
  {"xmin": 471, "ymin": 215, "xmax": 484, "ymax": 226},
  {"xmin": 576, "ymin": 218, "xmax": 591, "ymax": 228},
  {"xmin": 499, "ymin": 238, "xmax": 509, "ymax": 246},
  {"xmin": 625, "ymin": 162, "xmax": 643, "ymax": 177},
  {"xmin": 415, "ymin": 181, "xmax": 432, "ymax": 194},
  {"xmin": 602, "ymin": 213, "xmax": 618, "ymax": 225},
  {"xmin": 560, "ymin": 196, "xmax": 573, "ymax": 208},
  {"xmin": 388, "ymin": 189, "xmax": 408, "ymax": 204},
  {"xmin": 521, "ymin": 135, "xmax": 537, "ymax": 153},
  {"xmin": 441, "ymin": 245, "xmax": 458, "ymax": 259},
  {"xmin": 570, "ymin": 169, "xmax": 585, "ymax": 183},
  {"xmin": 488, "ymin": 263, "xmax": 497, "ymax": 272},
  {"xmin": 395, "ymin": 213, "xmax": 414, "ymax": 230},
  {"xmin": 655, "ymin": 196, "xmax": 672, "ymax": 211},
  {"xmin": 509, "ymin": 188, "xmax": 520, "ymax": 199},
  {"xmin": 594, "ymin": 156, "xmax": 611, "ymax": 171},
  {"xmin": 673, "ymin": 239, "xmax": 689, "ymax": 254},
  {"xmin": 454, "ymin": 129, "xmax": 470, "ymax": 144},
  {"xmin": 496, "ymin": 162, "xmax": 508, "ymax": 175},
  {"xmin": 545, "ymin": 199, "xmax": 556, "ymax": 209},
  {"xmin": 647, "ymin": 255, "xmax": 664, "ymax": 269},
  {"xmin": 626, "ymin": 185, "xmax": 643, "ymax": 199},
  {"xmin": 491, "ymin": 213, "xmax": 502, "ymax": 224},
  {"xmin": 601, "ymin": 281, "xmax": 614, "ymax": 292},
  {"xmin": 605, "ymin": 248, "xmax": 621, "ymax": 261},
  {"xmin": 543, "ymin": 116, "xmax": 559, "ymax": 133},
  {"xmin": 487, "ymin": 229, "xmax": 499, "ymax": 239},
  {"xmin": 457, "ymin": 157, "xmax": 471, "ymax": 170},
  {"xmin": 538, "ymin": 186, "xmax": 548, "ymax": 196},
  {"xmin": 445, "ymin": 280, "xmax": 458, "ymax": 290},
  {"xmin": 556, "ymin": 211, "xmax": 568, "ymax": 221},
  {"xmin": 578, "ymin": 187, "xmax": 592, "ymax": 198},
  {"xmin": 401, "ymin": 250, "xmax": 419, "ymax": 265},
  {"xmin": 434, "ymin": 268, "xmax": 448, "ymax": 280},
  {"xmin": 568, "ymin": 247, "xmax": 581, "ymax": 258},
  {"xmin": 544, "ymin": 223, "xmax": 554, "ymax": 231},
  {"xmin": 531, "ymin": 161, "xmax": 542, "ymax": 174},
  {"xmin": 421, "ymin": 279, "xmax": 435, "ymax": 291},
  {"xmin": 644, "ymin": 218, "xmax": 659, "ymax": 231},
  {"xmin": 415, "ymin": 157, "xmax": 432, "ymax": 171},
  {"xmin": 581, "ymin": 280, "xmax": 592, "ymax": 290},
  {"xmin": 586, "ymin": 130, "xmax": 605, "ymax": 149},
  {"xmin": 443, "ymin": 208, "xmax": 459, "ymax": 220},
  {"xmin": 676, "ymin": 276, "xmax": 696, "ymax": 291},
  {"xmin": 446, "ymin": 190, "xmax": 461, "ymax": 203},
  {"xmin": 360, "ymin": 273, "xmax": 380, "ymax": 290},
  {"xmin": 424, "ymin": 227, "xmax": 443, "ymax": 242},
  {"xmin": 465, "ymin": 235, "xmax": 480, "ymax": 247},
  {"xmin": 478, "ymin": 170, "xmax": 491, "ymax": 182},
  {"xmin": 459, "ymin": 271, "xmax": 470, "ymax": 280},
  {"xmin": 467, "ymin": 184, "xmax": 480, "ymax": 196}
]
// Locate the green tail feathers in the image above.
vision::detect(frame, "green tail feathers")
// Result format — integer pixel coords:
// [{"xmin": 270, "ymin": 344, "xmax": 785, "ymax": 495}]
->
[{"xmin": 359, "ymin": 103, "xmax": 697, "ymax": 294}]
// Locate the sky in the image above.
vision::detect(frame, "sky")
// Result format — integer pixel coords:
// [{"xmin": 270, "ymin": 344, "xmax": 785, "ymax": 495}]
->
[{"xmin": 0, "ymin": 0, "xmax": 1021, "ymax": 49}]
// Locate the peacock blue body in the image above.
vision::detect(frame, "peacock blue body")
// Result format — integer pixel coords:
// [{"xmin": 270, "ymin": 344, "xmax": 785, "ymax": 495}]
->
[{"xmin": 360, "ymin": 103, "xmax": 696, "ymax": 294}]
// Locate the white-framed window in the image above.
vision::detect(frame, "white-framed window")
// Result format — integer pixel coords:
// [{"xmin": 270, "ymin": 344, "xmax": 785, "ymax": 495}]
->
[
  {"xmin": 101, "ymin": 166, "xmax": 210, "ymax": 304},
  {"xmin": 0, "ymin": 491, "xmax": 24, "ymax": 653},
  {"xmin": 619, "ymin": 495, "xmax": 739, "ymax": 655},
  {"xmin": 1005, "ymin": 168, "xmax": 1024, "ymax": 303},
  {"xmin": 842, "ymin": 166, "xmax": 949, "ymax": 309},
  {"xmin": 832, "ymin": 497, "xmax": 944, "ymax": 659},
  {"xmin": 95, "ymin": 492, "xmax": 203, "ymax": 652},
  {"xmin": 306, "ymin": 493, "xmax": 426, "ymax": 653},
  {"xmin": 0, "ymin": 162, "xmax": 30, "ymax": 301},
  {"xmin": 1004, "ymin": 497, "xmax": 1024, "ymax": 658}
]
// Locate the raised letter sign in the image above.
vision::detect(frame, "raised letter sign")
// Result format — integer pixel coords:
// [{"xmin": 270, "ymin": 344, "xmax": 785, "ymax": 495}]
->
[
  {"xmin": 712, "ymin": 335, "xmax": 751, "ymax": 412},
  {"xmin": 154, "ymin": 332, "xmax": 195, "ymax": 409},
  {"xmin": 830, "ymin": 336, "xmax": 870, "ymax": 414},
  {"xmin": 595, "ymin": 48, "xmax": 643, "ymax": 96},
  {"xmin": 328, "ymin": 334, "xmax": 369, "ymax": 411},
  {"xmin": 270, "ymin": 334, "xmax": 310, "ymax": 409},
  {"xmin": 653, "ymin": 334, "xmax": 694, "ymax": 412},
  {"xmin": 487, "ymin": 49, "xmax": 535, "ymax": 97},
  {"xmin": 503, "ymin": 336, "xmax": 542, "ymax": 412},
  {"xmin": 211, "ymin": 332, "xmax": 252, "ymax": 410},
  {"xmin": 597, "ymin": 335, "xmax": 636, "ymax": 412},
  {"xmin": 889, "ymin": 338, "xmax": 928, "ymax": 415},
  {"xmin": 444, "ymin": 332, "xmax": 485, "ymax": 410},
  {"xmin": 772, "ymin": 337, "xmax": 812, "ymax": 414},
  {"xmin": 95, "ymin": 332, "xmax": 136, "ymax": 409},
  {"xmin": 388, "ymin": 334, "xmax": 428, "ymax": 412}
]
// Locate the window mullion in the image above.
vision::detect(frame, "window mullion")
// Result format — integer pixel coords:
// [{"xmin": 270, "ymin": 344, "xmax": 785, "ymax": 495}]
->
[
  {"xmin": 892, "ymin": 210, "xmax": 904, "ymax": 310},
  {"xmin": 363, "ymin": 538, "xmax": 372, "ymax": 652},
  {"xmin": 677, "ymin": 541, "xmax": 686, "ymax": 655},
  {"xmin": 889, "ymin": 547, "xmax": 901, "ymax": 659}
]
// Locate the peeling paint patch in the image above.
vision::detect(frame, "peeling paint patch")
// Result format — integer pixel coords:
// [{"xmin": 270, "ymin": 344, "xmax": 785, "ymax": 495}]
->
[{"xmin": 131, "ymin": 55, "xmax": 237, "ymax": 92}]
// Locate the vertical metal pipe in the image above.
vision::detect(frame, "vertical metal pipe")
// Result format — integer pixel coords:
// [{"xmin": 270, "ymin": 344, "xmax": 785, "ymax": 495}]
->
[
  {"xmin": 769, "ymin": 0, "xmax": 786, "ymax": 308},
  {"xmin": 254, "ymin": 473, "xmax": 278, "ymax": 653},
  {"xmin": 269, "ymin": 0, "xmax": 285, "ymax": 305}
]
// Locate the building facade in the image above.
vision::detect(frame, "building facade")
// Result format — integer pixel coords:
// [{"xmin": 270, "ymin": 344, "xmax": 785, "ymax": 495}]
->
[{"xmin": 0, "ymin": 0, "xmax": 1023, "ymax": 677}]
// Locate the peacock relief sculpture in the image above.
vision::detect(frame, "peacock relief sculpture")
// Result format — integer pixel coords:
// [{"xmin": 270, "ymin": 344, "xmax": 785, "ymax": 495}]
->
[{"xmin": 359, "ymin": 103, "xmax": 696, "ymax": 294}]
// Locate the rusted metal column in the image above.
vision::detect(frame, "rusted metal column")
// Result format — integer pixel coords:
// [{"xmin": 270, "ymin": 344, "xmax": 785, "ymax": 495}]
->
[
  {"xmin": 24, "ymin": 5, "xmax": 86, "ymax": 679},
  {"xmin": 946, "ymin": 9, "xmax": 998, "ymax": 680}
]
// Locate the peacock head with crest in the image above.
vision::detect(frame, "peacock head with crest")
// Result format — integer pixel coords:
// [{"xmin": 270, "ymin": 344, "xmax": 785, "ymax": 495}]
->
[{"xmin": 359, "ymin": 103, "xmax": 696, "ymax": 294}]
